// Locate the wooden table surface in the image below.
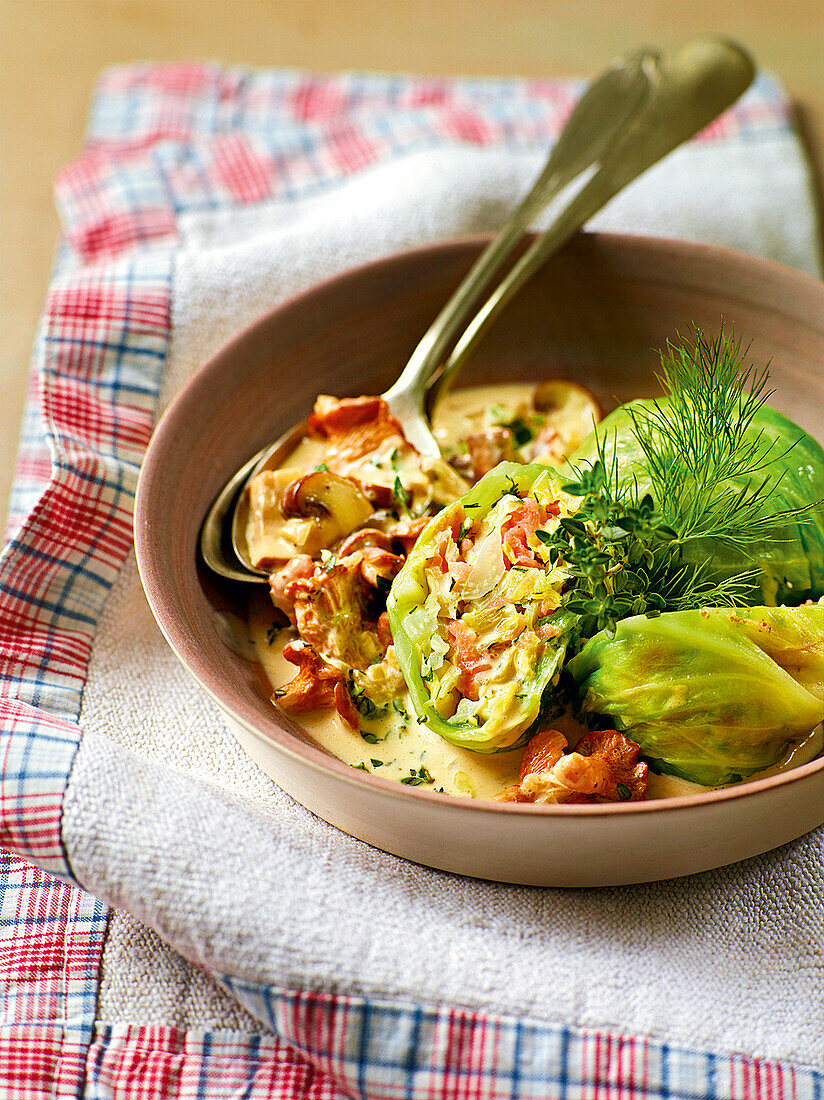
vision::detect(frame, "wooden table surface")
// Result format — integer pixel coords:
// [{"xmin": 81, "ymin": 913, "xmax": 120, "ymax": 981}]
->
[{"xmin": 2, "ymin": 0, "xmax": 823, "ymax": 528}]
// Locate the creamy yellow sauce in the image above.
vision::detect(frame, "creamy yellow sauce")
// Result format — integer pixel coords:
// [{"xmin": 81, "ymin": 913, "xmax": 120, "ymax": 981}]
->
[
  {"xmin": 239, "ymin": 381, "xmax": 824, "ymax": 802},
  {"xmin": 248, "ymin": 596, "xmax": 521, "ymax": 797},
  {"xmin": 247, "ymin": 598, "xmax": 823, "ymax": 800},
  {"xmin": 431, "ymin": 380, "xmax": 596, "ymax": 464}
]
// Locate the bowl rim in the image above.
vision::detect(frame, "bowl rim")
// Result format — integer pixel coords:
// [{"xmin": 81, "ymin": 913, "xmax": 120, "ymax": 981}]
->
[{"xmin": 135, "ymin": 229, "xmax": 824, "ymax": 820}]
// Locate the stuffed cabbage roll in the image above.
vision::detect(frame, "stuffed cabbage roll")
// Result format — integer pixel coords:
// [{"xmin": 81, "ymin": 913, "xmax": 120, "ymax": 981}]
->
[
  {"xmin": 387, "ymin": 462, "xmax": 575, "ymax": 752},
  {"xmin": 567, "ymin": 603, "xmax": 824, "ymax": 786}
]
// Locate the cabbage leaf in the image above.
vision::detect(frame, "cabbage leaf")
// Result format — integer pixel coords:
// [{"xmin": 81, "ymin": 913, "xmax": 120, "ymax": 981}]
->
[{"xmin": 567, "ymin": 603, "xmax": 824, "ymax": 785}]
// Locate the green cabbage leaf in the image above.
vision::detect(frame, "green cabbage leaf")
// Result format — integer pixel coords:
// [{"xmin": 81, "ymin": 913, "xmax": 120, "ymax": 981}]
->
[{"xmin": 567, "ymin": 602, "xmax": 824, "ymax": 785}]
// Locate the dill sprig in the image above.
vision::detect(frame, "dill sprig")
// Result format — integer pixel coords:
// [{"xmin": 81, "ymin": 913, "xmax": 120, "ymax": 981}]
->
[
  {"xmin": 549, "ymin": 327, "xmax": 811, "ymax": 645},
  {"xmin": 627, "ymin": 329, "xmax": 810, "ymax": 549}
]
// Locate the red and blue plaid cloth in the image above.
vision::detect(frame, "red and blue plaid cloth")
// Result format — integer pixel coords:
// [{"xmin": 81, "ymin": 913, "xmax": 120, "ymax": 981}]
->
[{"xmin": 1, "ymin": 63, "xmax": 821, "ymax": 1098}]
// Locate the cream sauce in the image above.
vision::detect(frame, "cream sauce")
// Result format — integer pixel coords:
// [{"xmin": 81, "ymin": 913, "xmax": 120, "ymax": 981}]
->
[{"xmin": 249, "ymin": 601, "xmax": 521, "ymax": 798}]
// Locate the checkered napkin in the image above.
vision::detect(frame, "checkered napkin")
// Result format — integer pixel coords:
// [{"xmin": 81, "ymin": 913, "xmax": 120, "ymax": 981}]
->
[{"xmin": 1, "ymin": 63, "xmax": 823, "ymax": 1099}]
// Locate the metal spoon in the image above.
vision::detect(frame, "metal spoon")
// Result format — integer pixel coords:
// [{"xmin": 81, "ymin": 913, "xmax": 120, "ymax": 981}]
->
[
  {"xmin": 200, "ymin": 38, "xmax": 754, "ymax": 584},
  {"xmin": 200, "ymin": 47, "xmax": 658, "ymax": 584},
  {"xmin": 426, "ymin": 37, "xmax": 755, "ymax": 411}
]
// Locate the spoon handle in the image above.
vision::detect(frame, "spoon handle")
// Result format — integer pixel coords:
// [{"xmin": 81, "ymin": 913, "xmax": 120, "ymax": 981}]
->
[
  {"xmin": 383, "ymin": 46, "xmax": 660, "ymax": 452},
  {"xmin": 427, "ymin": 38, "xmax": 755, "ymax": 409}
]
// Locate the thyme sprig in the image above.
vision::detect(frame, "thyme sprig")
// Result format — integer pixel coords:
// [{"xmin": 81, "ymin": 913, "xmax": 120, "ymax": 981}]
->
[{"xmin": 542, "ymin": 453, "xmax": 752, "ymax": 643}]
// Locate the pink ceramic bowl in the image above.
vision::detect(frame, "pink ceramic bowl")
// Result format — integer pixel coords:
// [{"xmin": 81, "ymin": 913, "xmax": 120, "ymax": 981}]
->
[{"xmin": 134, "ymin": 232, "xmax": 824, "ymax": 886}]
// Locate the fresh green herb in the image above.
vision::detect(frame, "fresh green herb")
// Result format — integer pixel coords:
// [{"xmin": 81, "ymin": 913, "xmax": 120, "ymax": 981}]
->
[
  {"xmin": 457, "ymin": 519, "xmax": 471, "ymax": 543},
  {"xmin": 616, "ymin": 782, "xmax": 632, "ymax": 801},
  {"xmin": 353, "ymin": 762, "xmax": 369, "ymax": 772},
  {"xmin": 400, "ymin": 765, "xmax": 435, "ymax": 786},
  {"xmin": 393, "ymin": 476, "xmax": 412, "ymax": 516},
  {"xmin": 494, "ymin": 474, "xmax": 522, "ymax": 505},
  {"xmin": 507, "ymin": 417, "xmax": 534, "ymax": 447},
  {"xmin": 360, "ymin": 731, "xmax": 380, "ymax": 745},
  {"xmin": 390, "ymin": 448, "xmax": 401, "ymax": 471},
  {"xmin": 320, "ymin": 549, "xmax": 337, "ymax": 574},
  {"xmin": 374, "ymin": 574, "xmax": 392, "ymax": 595},
  {"xmin": 346, "ymin": 673, "xmax": 388, "ymax": 720},
  {"xmin": 552, "ymin": 454, "xmax": 742, "ymax": 642},
  {"xmin": 370, "ymin": 758, "xmax": 385, "ymax": 767},
  {"xmin": 627, "ymin": 328, "xmax": 813, "ymax": 550},
  {"xmin": 554, "ymin": 329, "xmax": 815, "ymax": 645},
  {"xmin": 314, "ymin": 462, "xmax": 329, "ymax": 472}
]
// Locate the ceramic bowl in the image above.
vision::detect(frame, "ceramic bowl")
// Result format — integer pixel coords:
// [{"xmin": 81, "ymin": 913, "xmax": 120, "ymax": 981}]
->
[{"xmin": 134, "ymin": 231, "xmax": 824, "ymax": 887}]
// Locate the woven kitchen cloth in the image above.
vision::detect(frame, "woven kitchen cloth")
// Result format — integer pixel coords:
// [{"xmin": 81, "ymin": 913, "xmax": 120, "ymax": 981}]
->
[{"xmin": 1, "ymin": 62, "xmax": 823, "ymax": 1098}]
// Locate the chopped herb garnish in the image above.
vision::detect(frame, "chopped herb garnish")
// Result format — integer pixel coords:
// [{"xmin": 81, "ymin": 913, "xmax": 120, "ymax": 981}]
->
[
  {"xmin": 457, "ymin": 519, "xmax": 471, "ymax": 543},
  {"xmin": 400, "ymin": 765, "xmax": 435, "ymax": 786},
  {"xmin": 507, "ymin": 417, "xmax": 534, "ymax": 447},
  {"xmin": 494, "ymin": 474, "xmax": 522, "ymax": 505},
  {"xmin": 314, "ymin": 462, "xmax": 329, "ymax": 472},
  {"xmin": 370, "ymin": 758, "xmax": 385, "ymax": 767},
  {"xmin": 392, "ymin": 699, "xmax": 410, "ymax": 720},
  {"xmin": 617, "ymin": 782, "xmax": 632, "ymax": 801},
  {"xmin": 393, "ymin": 476, "xmax": 412, "ymax": 516},
  {"xmin": 374, "ymin": 574, "xmax": 391, "ymax": 595},
  {"xmin": 320, "ymin": 549, "xmax": 337, "ymax": 573},
  {"xmin": 353, "ymin": 762, "xmax": 369, "ymax": 772},
  {"xmin": 360, "ymin": 731, "xmax": 380, "ymax": 745},
  {"xmin": 346, "ymin": 673, "xmax": 389, "ymax": 720}
]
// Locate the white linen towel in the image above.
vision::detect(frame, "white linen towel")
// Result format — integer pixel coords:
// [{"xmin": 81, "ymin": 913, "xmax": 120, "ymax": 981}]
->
[{"xmin": 64, "ymin": 131, "xmax": 824, "ymax": 1065}]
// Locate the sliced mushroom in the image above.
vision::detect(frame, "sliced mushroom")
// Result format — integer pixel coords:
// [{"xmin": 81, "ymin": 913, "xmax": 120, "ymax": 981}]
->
[
  {"xmin": 244, "ymin": 467, "xmax": 308, "ymax": 568},
  {"xmin": 245, "ymin": 468, "xmax": 373, "ymax": 568},
  {"xmin": 534, "ymin": 378, "xmax": 598, "ymax": 429},
  {"xmin": 280, "ymin": 470, "xmax": 373, "ymax": 526}
]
